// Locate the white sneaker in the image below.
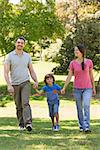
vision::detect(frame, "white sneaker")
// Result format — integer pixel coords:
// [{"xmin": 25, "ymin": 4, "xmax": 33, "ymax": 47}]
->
[
  {"xmin": 54, "ymin": 125, "xmax": 60, "ymax": 131},
  {"xmin": 19, "ymin": 126, "xmax": 25, "ymax": 131},
  {"xmin": 80, "ymin": 128, "xmax": 84, "ymax": 132}
]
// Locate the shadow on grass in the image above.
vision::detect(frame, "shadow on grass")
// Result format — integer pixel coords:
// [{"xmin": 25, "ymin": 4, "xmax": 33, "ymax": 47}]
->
[{"xmin": 0, "ymin": 118, "xmax": 100, "ymax": 150}]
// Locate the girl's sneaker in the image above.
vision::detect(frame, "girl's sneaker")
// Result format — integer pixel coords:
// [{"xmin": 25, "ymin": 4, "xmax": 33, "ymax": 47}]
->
[
  {"xmin": 55, "ymin": 125, "xmax": 60, "ymax": 131},
  {"xmin": 52, "ymin": 126, "xmax": 56, "ymax": 131},
  {"xmin": 52, "ymin": 125, "xmax": 60, "ymax": 131}
]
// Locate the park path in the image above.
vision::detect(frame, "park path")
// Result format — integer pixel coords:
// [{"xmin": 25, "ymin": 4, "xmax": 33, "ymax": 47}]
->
[{"xmin": 0, "ymin": 101, "xmax": 100, "ymax": 120}]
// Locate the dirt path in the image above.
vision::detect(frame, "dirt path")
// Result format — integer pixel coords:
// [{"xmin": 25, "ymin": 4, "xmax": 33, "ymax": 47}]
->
[{"xmin": 0, "ymin": 101, "xmax": 100, "ymax": 120}]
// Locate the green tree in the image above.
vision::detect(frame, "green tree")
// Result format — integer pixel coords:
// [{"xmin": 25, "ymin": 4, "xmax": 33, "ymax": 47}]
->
[
  {"xmin": 53, "ymin": 1, "xmax": 100, "ymax": 74},
  {"xmin": 0, "ymin": 1, "xmax": 15, "ymax": 55},
  {"xmin": 0, "ymin": 0, "xmax": 65, "ymax": 55}
]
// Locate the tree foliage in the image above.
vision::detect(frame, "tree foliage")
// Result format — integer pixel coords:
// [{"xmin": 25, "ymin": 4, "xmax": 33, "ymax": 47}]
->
[
  {"xmin": 53, "ymin": 1, "xmax": 100, "ymax": 74},
  {"xmin": 0, "ymin": 0, "xmax": 65, "ymax": 55}
]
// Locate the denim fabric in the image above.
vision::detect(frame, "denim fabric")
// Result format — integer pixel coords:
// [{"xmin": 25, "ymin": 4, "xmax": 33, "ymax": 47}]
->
[
  {"xmin": 48, "ymin": 103, "xmax": 59, "ymax": 117},
  {"xmin": 74, "ymin": 88, "xmax": 92, "ymax": 130}
]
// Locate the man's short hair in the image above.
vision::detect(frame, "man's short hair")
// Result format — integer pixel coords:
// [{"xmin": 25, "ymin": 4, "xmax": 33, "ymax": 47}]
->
[{"xmin": 16, "ymin": 36, "xmax": 26, "ymax": 42}]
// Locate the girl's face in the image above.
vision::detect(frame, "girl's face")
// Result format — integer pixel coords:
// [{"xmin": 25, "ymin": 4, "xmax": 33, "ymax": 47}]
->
[
  {"xmin": 74, "ymin": 46, "xmax": 83, "ymax": 58},
  {"xmin": 46, "ymin": 77, "xmax": 53, "ymax": 86}
]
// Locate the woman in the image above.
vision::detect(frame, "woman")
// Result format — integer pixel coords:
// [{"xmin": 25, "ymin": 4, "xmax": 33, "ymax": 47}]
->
[{"xmin": 61, "ymin": 44, "xmax": 96, "ymax": 133}]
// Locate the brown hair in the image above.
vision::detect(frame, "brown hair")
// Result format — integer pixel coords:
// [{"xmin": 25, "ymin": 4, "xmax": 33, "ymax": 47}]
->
[
  {"xmin": 44, "ymin": 74, "xmax": 55, "ymax": 85},
  {"xmin": 77, "ymin": 44, "xmax": 86, "ymax": 70},
  {"xmin": 16, "ymin": 36, "xmax": 26, "ymax": 42}
]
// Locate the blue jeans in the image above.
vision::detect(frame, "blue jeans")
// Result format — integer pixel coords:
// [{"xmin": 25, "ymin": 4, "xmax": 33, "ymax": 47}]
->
[
  {"xmin": 74, "ymin": 88, "xmax": 92, "ymax": 130},
  {"xmin": 48, "ymin": 103, "xmax": 59, "ymax": 117}
]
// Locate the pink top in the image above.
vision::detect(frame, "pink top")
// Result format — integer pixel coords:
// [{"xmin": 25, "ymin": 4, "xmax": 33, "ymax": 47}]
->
[{"xmin": 69, "ymin": 59, "xmax": 93, "ymax": 89}]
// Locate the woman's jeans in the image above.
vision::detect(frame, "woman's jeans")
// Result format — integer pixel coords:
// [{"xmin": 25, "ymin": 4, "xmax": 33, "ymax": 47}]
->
[{"xmin": 74, "ymin": 88, "xmax": 92, "ymax": 130}]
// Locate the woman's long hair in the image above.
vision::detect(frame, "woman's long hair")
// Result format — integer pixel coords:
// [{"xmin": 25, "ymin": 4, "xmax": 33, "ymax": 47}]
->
[{"xmin": 77, "ymin": 44, "xmax": 86, "ymax": 70}]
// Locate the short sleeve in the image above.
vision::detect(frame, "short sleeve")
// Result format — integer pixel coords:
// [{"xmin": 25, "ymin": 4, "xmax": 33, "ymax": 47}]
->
[
  {"xmin": 56, "ymin": 84, "xmax": 62, "ymax": 91},
  {"xmin": 42, "ymin": 86, "xmax": 47, "ymax": 92},
  {"xmin": 69, "ymin": 61, "xmax": 74, "ymax": 71},
  {"xmin": 28, "ymin": 55, "xmax": 32, "ymax": 64},
  {"xmin": 89, "ymin": 59, "xmax": 93, "ymax": 70},
  {"xmin": 4, "ymin": 54, "xmax": 11, "ymax": 64}
]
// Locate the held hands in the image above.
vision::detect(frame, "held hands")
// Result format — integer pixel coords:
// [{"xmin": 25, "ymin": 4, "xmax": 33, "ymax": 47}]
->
[
  {"xmin": 33, "ymin": 82, "xmax": 38, "ymax": 89},
  {"xmin": 61, "ymin": 88, "xmax": 66, "ymax": 95},
  {"xmin": 8, "ymin": 85, "xmax": 14, "ymax": 96}
]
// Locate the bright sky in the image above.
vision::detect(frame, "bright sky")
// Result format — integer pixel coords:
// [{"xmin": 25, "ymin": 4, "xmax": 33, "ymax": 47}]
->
[
  {"xmin": 9, "ymin": 0, "xmax": 46, "ymax": 5},
  {"xmin": 9, "ymin": 0, "xmax": 20, "ymax": 4}
]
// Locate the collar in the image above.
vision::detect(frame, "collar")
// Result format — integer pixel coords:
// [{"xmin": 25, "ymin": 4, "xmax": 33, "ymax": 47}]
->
[{"xmin": 13, "ymin": 50, "xmax": 24, "ymax": 55}]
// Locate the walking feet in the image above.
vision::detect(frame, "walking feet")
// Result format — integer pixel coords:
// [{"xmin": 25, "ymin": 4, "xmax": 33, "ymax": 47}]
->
[
  {"xmin": 52, "ymin": 125, "xmax": 60, "ymax": 131},
  {"xmin": 19, "ymin": 124, "xmax": 32, "ymax": 132},
  {"xmin": 79, "ymin": 128, "xmax": 91, "ymax": 133}
]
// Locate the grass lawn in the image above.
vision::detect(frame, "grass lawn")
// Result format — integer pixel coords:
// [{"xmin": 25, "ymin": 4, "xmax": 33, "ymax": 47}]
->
[
  {"xmin": 0, "ymin": 117, "xmax": 100, "ymax": 150},
  {"xmin": 0, "ymin": 99, "xmax": 100, "ymax": 150}
]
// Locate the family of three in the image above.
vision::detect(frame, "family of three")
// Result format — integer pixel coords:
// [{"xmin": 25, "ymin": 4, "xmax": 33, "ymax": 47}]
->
[{"xmin": 4, "ymin": 36, "xmax": 96, "ymax": 133}]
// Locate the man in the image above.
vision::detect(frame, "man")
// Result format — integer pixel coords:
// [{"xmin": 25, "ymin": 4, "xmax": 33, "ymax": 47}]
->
[{"xmin": 4, "ymin": 36, "xmax": 38, "ymax": 132}]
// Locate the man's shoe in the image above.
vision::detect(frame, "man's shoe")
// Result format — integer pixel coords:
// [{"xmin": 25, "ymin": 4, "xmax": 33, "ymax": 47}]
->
[
  {"xmin": 52, "ymin": 126, "xmax": 56, "ymax": 131},
  {"xmin": 26, "ymin": 124, "xmax": 32, "ymax": 132},
  {"xmin": 19, "ymin": 126, "xmax": 25, "ymax": 131}
]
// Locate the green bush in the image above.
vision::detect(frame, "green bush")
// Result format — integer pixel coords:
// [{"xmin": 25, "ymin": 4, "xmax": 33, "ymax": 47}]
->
[{"xmin": 0, "ymin": 85, "xmax": 13, "ymax": 107}]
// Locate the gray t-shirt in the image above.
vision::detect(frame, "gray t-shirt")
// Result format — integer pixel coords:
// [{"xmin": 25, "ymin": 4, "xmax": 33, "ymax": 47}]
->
[{"xmin": 4, "ymin": 50, "xmax": 32, "ymax": 85}]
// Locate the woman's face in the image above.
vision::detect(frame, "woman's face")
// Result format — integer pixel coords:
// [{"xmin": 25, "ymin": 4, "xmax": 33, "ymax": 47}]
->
[{"xmin": 74, "ymin": 46, "xmax": 83, "ymax": 58}]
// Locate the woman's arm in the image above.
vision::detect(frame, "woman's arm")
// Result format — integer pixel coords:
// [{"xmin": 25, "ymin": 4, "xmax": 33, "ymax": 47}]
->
[
  {"xmin": 89, "ymin": 69, "xmax": 96, "ymax": 95},
  {"xmin": 61, "ymin": 69, "xmax": 73, "ymax": 94}
]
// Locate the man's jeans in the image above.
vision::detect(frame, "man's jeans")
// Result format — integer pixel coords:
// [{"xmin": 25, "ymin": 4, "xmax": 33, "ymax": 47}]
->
[{"xmin": 74, "ymin": 88, "xmax": 92, "ymax": 130}]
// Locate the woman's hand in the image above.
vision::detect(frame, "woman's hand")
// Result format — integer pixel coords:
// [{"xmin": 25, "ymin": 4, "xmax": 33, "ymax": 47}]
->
[
  {"xmin": 92, "ymin": 87, "xmax": 96, "ymax": 96},
  {"xmin": 61, "ymin": 88, "xmax": 66, "ymax": 94}
]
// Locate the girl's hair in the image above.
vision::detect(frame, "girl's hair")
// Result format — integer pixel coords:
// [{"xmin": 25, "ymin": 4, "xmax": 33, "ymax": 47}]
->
[
  {"xmin": 77, "ymin": 44, "xmax": 86, "ymax": 70},
  {"xmin": 44, "ymin": 74, "xmax": 55, "ymax": 85}
]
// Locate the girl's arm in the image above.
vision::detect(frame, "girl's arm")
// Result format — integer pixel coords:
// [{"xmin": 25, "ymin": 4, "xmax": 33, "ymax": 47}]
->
[
  {"xmin": 35, "ymin": 89, "xmax": 44, "ymax": 95},
  {"xmin": 61, "ymin": 69, "xmax": 73, "ymax": 94}
]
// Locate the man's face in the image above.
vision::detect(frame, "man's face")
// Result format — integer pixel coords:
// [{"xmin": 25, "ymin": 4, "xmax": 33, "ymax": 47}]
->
[{"xmin": 15, "ymin": 39, "xmax": 25, "ymax": 50}]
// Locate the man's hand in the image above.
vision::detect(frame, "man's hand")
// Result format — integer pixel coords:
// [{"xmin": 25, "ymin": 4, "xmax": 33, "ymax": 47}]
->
[
  {"xmin": 33, "ymin": 82, "xmax": 38, "ymax": 89},
  {"xmin": 8, "ymin": 85, "xmax": 14, "ymax": 96}
]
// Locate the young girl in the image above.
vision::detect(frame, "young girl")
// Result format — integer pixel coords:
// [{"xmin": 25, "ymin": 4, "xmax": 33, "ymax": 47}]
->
[
  {"xmin": 61, "ymin": 44, "xmax": 96, "ymax": 133},
  {"xmin": 33, "ymin": 74, "xmax": 62, "ymax": 131}
]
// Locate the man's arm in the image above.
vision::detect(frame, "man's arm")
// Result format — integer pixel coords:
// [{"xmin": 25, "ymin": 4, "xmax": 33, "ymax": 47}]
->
[
  {"xmin": 4, "ymin": 63, "xmax": 14, "ymax": 94},
  {"xmin": 28, "ymin": 63, "xmax": 38, "ymax": 88}
]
